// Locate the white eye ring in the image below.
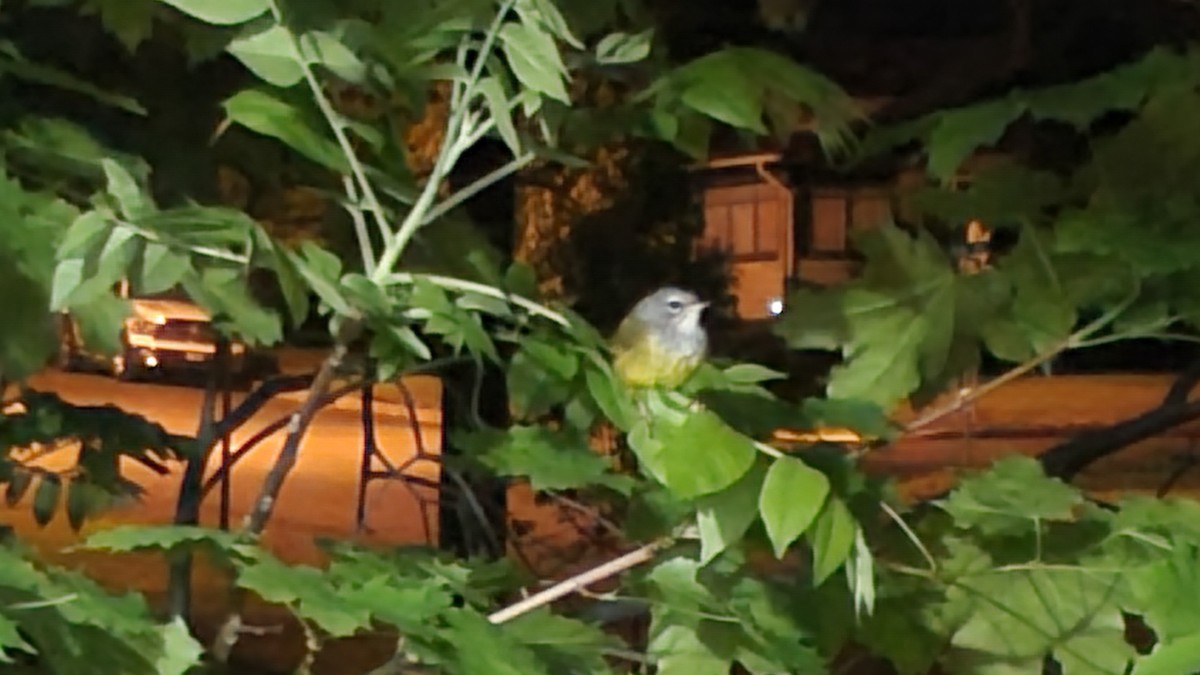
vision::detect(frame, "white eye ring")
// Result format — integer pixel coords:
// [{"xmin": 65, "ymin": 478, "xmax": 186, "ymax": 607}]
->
[{"xmin": 666, "ymin": 300, "xmax": 684, "ymax": 311}]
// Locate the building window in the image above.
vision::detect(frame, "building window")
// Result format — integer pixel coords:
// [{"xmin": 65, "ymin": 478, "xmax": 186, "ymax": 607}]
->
[
  {"xmin": 702, "ymin": 184, "xmax": 785, "ymax": 262},
  {"xmin": 807, "ymin": 187, "xmax": 893, "ymax": 257}
]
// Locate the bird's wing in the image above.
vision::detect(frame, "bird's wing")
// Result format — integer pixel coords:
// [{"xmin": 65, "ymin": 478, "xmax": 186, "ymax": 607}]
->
[{"xmin": 609, "ymin": 316, "xmax": 641, "ymax": 353}]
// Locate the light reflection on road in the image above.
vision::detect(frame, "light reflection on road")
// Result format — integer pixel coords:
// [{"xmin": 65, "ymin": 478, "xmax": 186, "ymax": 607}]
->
[{"xmin": 3, "ymin": 369, "xmax": 443, "ymax": 602}]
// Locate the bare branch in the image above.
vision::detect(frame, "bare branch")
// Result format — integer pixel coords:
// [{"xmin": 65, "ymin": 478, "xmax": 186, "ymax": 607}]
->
[
  {"xmin": 487, "ymin": 539, "xmax": 670, "ymax": 625},
  {"xmin": 1040, "ymin": 359, "xmax": 1200, "ymax": 480}
]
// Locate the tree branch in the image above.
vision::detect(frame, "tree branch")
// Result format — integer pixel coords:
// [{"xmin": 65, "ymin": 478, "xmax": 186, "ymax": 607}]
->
[
  {"xmin": 212, "ymin": 373, "xmax": 314, "ymax": 440},
  {"xmin": 486, "ymin": 538, "xmax": 669, "ymax": 624},
  {"xmin": 244, "ymin": 325, "xmax": 359, "ymax": 534},
  {"xmin": 1040, "ymin": 357, "xmax": 1200, "ymax": 480},
  {"xmin": 166, "ymin": 340, "xmax": 224, "ymax": 620}
]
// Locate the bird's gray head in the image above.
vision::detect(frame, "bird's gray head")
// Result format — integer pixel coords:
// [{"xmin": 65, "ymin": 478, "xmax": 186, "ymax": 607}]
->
[{"xmin": 629, "ymin": 286, "xmax": 709, "ymax": 353}]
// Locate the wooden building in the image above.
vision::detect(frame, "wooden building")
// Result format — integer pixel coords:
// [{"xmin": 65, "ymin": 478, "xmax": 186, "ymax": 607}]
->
[{"xmin": 695, "ymin": 142, "xmax": 1005, "ymax": 320}]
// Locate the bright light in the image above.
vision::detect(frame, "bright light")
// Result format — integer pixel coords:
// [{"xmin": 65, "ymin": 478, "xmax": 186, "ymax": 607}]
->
[
  {"xmin": 144, "ymin": 354, "xmax": 159, "ymax": 368},
  {"xmin": 767, "ymin": 298, "xmax": 784, "ymax": 316}
]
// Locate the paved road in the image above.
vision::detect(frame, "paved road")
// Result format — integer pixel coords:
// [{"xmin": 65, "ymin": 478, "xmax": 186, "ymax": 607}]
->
[{"xmin": 5, "ymin": 368, "xmax": 443, "ymax": 599}]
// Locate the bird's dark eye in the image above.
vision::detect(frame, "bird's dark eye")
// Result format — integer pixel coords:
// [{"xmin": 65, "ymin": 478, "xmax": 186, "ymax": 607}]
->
[{"xmin": 666, "ymin": 299, "xmax": 684, "ymax": 311}]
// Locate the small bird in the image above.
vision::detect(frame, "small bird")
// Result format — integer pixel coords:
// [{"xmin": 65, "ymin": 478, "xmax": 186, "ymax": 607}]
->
[{"xmin": 610, "ymin": 287, "xmax": 709, "ymax": 388}]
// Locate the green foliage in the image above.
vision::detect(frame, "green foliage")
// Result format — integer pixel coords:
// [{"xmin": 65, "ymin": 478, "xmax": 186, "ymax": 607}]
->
[
  {"xmin": 456, "ymin": 424, "xmax": 636, "ymax": 494},
  {"xmin": 4, "ymin": 2, "xmax": 1200, "ymax": 675},
  {"xmin": 0, "ymin": 389, "xmax": 192, "ymax": 530},
  {"xmin": 0, "ymin": 536, "xmax": 203, "ymax": 673}
]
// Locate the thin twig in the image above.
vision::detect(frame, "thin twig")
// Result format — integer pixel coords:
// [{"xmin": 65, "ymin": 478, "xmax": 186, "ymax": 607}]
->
[
  {"xmin": 904, "ymin": 341, "xmax": 1065, "ymax": 434},
  {"xmin": 342, "ymin": 174, "xmax": 378, "ymax": 274},
  {"xmin": 200, "ymin": 379, "xmax": 366, "ymax": 497},
  {"xmin": 384, "ymin": 272, "xmax": 569, "ymax": 327},
  {"xmin": 487, "ymin": 539, "xmax": 670, "ymax": 624},
  {"xmin": 421, "ymin": 152, "xmax": 536, "ymax": 226},
  {"xmin": 374, "ymin": 0, "xmax": 517, "ymax": 277},
  {"xmin": 547, "ymin": 491, "xmax": 623, "ymax": 539},
  {"xmin": 268, "ymin": 0, "xmax": 394, "ymax": 248},
  {"xmin": 244, "ymin": 334, "xmax": 357, "ymax": 533},
  {"xmin": 880, "ymin": 501, "xmax": 936, "ymax": 572}
]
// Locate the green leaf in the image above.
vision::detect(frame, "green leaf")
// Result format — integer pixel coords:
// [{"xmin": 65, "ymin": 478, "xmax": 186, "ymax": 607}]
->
[
  {"xmin": 937, "ymin": 456, "xmax": 1083, "ymax": 535},
  {"xmin": 84, "ymin": 524, "xmax": 243, "ymax": 554},
  {"xmin": 0, "ymin": 613, "xmax": 33, "ymax": 661},
  {"xmin": 67, "ymin": 292, "xmax": 129, "ymax": 355},
  {"xmin": 50, "ymin": 258, "xmax": 85, "ymax": 311},
  {"xmin": 477, "ymin": 77, "xmax": 522, "ymax": 156},
  {"xmin": 826, "ymin": 299, "xmax": 927, "ymax": 407},
  {"xmin": 5, "ymin": 469, "xmax": 32, "ymax": 506},
  {"xmin": 806, "ymin": 496, "xmax": 857, "ymax": 585},
  {"xmin": 32, "ymin": 474, "xmax": 60, "ymax": 526},
  {"xmin": 629, "ymin": 402, "xmax": 756, "ymax": 499},
  {"xmin": 156, "ymin": 0, "xmax": 268, "ymax": 25},
  {"xmin": 952, "ymin": 569, "xmax": 1128, "ymax": 670},
  {"xmin": 101, "ymin": 158, "xmax": 154, "ymax": 219},
  {"xmin": 1126, "ymin": 544, "xmax": 1200, "ymax": 641},
  {"xmin": 595, "ymin": 29, "xmax": 653, "ymax": 64},
  {"xmin": 758, "ymin": 455, "xmax": 830, "ymax": 558},
  {"xmin": 139, "ymin": 242, "xmax": 188, "ymax": 294},
  {"xmin": 721, "ymin": 363, "xmax": 786, "ymax": 385},
  {"xmin": 83, "ymin": 0, "xmax": 158, "ymax": 52},
  {"xmin": 0, "ymin": 40, "xmax": 147, "ymax": 113},
  {"xmin": 678, "ymin": 53, "xmax": 765, "ymax": 133},
  {"xmin": 1055, "ymin": 620, "xmax": 1137, "ymax": 675},
  {"xmin": 445, "ymin": 608, "xmax": 552, "ymax": 675},
  {"xmin": 223, "ymin": 88, "xmax": 348, "ymax": 171},
  {"xmin": 337, "ymin": 575, "xmax": 453, "ymax": 633},
  {"xmin": 228, "ymin": 24, "xmax": 303, "ymax": 88},
  {"xmin": 155, "ymin": 617, "xmax": 206, "ymax": 675},
  {"xmin": 294, "ymin": 241, "xmax": 351, "ymax": 316},
  {"xmin": 507, "ymin": 336, "xmax": 578, "ymax": 419},
  {"xmin": 297, "ymin": 30, "xmax": 365, "ymax": 83},
  {"xmin": 583, "ymin": 357, "xmax": 636, "ymax": 431},
  {"xmin": 516, "ymin": 0, "xmax": 584, "ymax": 49},
  {"xmin": 926, "ymin": 97, "xmax": 1026, "ymax": 182},
  {"xmin": 237, "ymin": 556, "xmax": 370, "ymax": 637},
  {"xmin": 182, "ymin": 267, "xmax": 282, "ymax": 346},
  {"xmin": 649, "ymin": 623, "xmax": 732, "ymax": 675},
  {"xmin": 58, "ymin": 210, "xmax": 111, "ymax": 260},
  {"xmin": 340, "ymin": 273, "xmax": 391, "ymax": 318},
  {"xmin": 499, "ymin": 22, "xmax": 569, "ymax": 103},
  {"xmin": 460, "ymin": 426, "xmax": 635, "ymax": 495},
  {"xmin": 695, "ymin": 460, "xmax": 766, "ymax": 564},
  {"xmin": 66, "ymin": 481, "xmax": 114, "ymax": 531},
  {"xmin": 138, "ymin": 205, "xmax": 257, "ymax": 245},
  {"xmin": 1132, "ymin": 633, "xmax": 1200, "ymax": 675},
  {"xmin": 774, "ymin": 287, "xmax": 851, "ymax": 351},
  {"xmin": 503, "ymin": 609, "xmax": 618, "ymax": 672}
]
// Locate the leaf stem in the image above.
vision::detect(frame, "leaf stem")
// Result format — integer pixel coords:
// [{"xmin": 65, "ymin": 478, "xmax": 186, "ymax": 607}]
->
[
  {"xmin": 372, "ymin": 0, "xmax": 517, "ymax": 280},
  {"xmin": 881, "ymin": 501, "xmax": 937, "ymax": 572},
  {"xmin": 266, "ymin": 0, "xmax": 395, "ymax": 256},
  {"xmin": 383, "ymin": 272, "xmax": 570, "ymax": 327},
  {"xmin": 421, "ymin": 151, "xmax": 536, "ymax": 227},
  {"xmin": 341, "ymin": 175, "xmax": 377, "ymax": 274},
  {"xmin": 905, "ymin": 286, "xmax": 1141, "ymax": 435}
]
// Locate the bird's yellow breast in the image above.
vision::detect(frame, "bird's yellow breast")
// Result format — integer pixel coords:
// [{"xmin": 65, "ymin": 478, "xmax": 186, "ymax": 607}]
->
[{"xmin": 612, "ymin": 333, "xmax": 703, "ymax": 388}]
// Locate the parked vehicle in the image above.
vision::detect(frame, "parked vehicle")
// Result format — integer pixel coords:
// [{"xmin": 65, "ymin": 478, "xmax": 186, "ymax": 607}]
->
[{"xmin": 58, "ymin": 292, "xmax": 274, "ymax": 386}]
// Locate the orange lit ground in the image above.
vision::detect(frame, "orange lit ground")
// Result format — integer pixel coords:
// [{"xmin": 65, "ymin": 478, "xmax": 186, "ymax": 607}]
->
[{"xmin": 5, "ymin": 367, "xmax": 441, "ymax": 672}]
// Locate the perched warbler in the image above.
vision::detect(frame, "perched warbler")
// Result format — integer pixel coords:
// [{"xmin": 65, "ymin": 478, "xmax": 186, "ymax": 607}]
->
[{"xmin": 610, "ymin": 287, "xmax": 709, "ymax": 388}]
